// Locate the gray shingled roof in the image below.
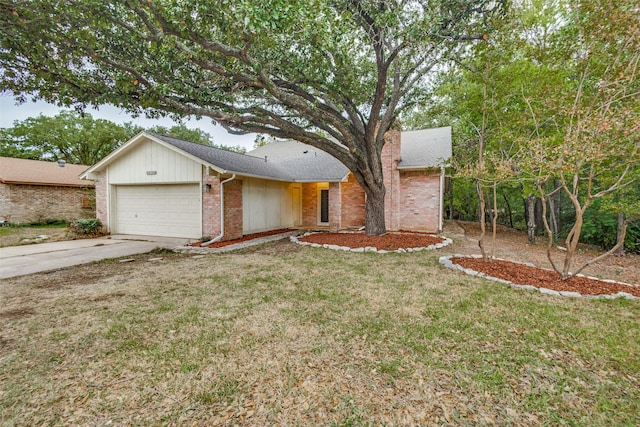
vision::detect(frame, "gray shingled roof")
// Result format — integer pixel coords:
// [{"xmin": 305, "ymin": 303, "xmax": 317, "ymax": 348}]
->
[
  {"xmin": 248, "ymin": 140, "xmax": 350, "ymax": 182},
  {"xmin": 154, "ymin": 133, "xmax": 350, "ymax": 182},
  {"xmin": 150, "ymin": 133, "xmax": 292, "ymax": 181},
  {"xmin": 152, "ymin": 127, "xmax": 450, "ymax": 182},
  {"xmin": 398, "ymin": 127, "xmax": 452, "ymax": 169}
]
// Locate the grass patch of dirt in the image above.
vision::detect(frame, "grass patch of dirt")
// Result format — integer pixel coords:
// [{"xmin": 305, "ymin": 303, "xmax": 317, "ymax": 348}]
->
[
  {"xmin": 1, "ymin": 232, "xmax": 638, "ymax": 426},
  {"xmin": 0, "ymin": 226, "xmax": 69, "ymax": 247}
]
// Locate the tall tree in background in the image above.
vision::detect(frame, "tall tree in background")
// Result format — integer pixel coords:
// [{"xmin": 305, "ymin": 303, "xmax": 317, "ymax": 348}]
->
[
  {"xmin": 518, "ymin": 0, "xmax": 640, "ymax": 279},
  {"xmin": 0, "ymin": 0, "xmax": 499, "ymax": 235},
  {"xmin": 0, "ymin": 110, "xmax": 135, "ymax": 164},
  {"xmin": 0, "ymin": 111, "xmax": 247, "ymax": 164}
]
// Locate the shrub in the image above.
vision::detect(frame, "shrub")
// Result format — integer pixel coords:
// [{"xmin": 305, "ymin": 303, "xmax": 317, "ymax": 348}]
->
[
  {"xmin": 579, "ymin": 201, "xmax": 639, "ymax": 254},
  {"xmin": 68, "ymin": 219, "xmax": 103, "ymax": 236},
  {"xmin": 25, "ymin": 218, "xmax": 67, "ymax": 227}
]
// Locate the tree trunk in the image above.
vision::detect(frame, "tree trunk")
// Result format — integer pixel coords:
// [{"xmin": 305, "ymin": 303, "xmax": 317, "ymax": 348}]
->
[
  {"xmin": 549, "ymin": 179, "xmax": 561, "ymax": 243},
  {"xmin": 490, "ymin": 183, "xmax": 498, "ymax": 259},
  {"xmin": 615, "ymin": 212, "xmax": 626, "ymax": 256},
  {"xmin": 448, "ymin": 177, "xmax": 454, "ymax": 220},
  {"xmin": 525, "ymin": 194, "xmax": 536, "ymax": 244},
  {"xmin": 534, "ymin": 197, "xmax": 544, "ymax": 236},
  {"xmin": 477, "ymin": 181, "xmax": 488, "ymax": 261},
  {"xmin": 364, "ymin": 185, "xmax": 387, "ymax": 235},
  {"xmin": 501, "ymin": 188, "xmax": 513, "ymax": 228}
]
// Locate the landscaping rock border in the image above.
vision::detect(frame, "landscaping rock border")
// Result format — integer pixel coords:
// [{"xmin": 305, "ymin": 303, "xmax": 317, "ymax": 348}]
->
[
  {"xmin": 291, "ymin": 231, "xmax": 452, "ymax": 253},
  {"xmin": 439, "ymin": 254, "xmax": 637, "ymax": 300}
]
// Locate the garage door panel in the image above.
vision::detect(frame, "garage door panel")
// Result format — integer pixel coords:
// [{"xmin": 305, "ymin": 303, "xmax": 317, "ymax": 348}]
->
[{"xmin": 114, "ymin": 184, "xmax": 201, "ymax": 238}]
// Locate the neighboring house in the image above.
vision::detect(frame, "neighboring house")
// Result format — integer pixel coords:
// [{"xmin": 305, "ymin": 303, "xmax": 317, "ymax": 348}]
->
[
  {"xmin": 80, "ymin": 127, "xmax": 451, "ymax": 240},
  {"xmin": 0, "ymin": 157, "xmax": 95, "ymax": 223}
]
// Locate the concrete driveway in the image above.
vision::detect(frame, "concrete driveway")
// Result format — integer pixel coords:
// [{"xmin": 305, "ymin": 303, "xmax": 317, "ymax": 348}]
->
[{"xmin": 0, "ymin": 235, "xmax": 188, "ymax": 279}]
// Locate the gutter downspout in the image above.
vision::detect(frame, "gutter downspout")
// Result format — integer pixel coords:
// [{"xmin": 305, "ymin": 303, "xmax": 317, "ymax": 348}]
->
[
  {"xmin": 202, "ymin": 173, "xmax": 236, "ymax": 245},
  {"xmin": 439, "ymin": 166, "xmax": 445, "ymax": 233}
]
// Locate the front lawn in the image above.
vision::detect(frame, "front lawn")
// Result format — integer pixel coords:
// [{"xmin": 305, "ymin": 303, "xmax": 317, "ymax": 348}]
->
[{"xmin": 1, "ymin": 240, "xmax": 638, "ymax": 425}]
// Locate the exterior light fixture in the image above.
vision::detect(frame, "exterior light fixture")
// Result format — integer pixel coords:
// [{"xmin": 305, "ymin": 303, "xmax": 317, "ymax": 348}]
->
[{"xmin": 204, "ymin": 183, "xmax": 212, "ymax": 193}]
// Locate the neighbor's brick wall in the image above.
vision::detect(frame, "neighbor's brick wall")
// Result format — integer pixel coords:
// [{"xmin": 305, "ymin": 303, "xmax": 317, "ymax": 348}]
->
[
  {"xmin": 202, "ymin": 171, "xmax": 221, "ymax": 239},
  {"xmin": 399, "ymin": 171, "xmax": 440, "ymax": 233},
  {"xmin": 222, "ymin": 179, "xmax": 243, "ymax": 241},
  {"xmin": 301, "ymin": 182, "xmax": 318, "ymax": 227},
  {"xmin": 0, "ymin": 182, "xmax": 94, "ymax": 224},
  {"xmin": 340, "ymin": 173, "xmax": 365, "ymax": 229},
  {"xmin": 381, "ymin": 128, "xmax": 401, "ymax": 231},
  {"xmin": 0, "ymin": 183, "xmax": 10, "ymax": 220},
  {"xmin": 93, "ymin": 171, "xmax": 108, "ymax": 232}
]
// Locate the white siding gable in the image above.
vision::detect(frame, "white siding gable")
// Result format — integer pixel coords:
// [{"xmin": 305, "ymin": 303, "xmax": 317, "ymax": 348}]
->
[{"xmin": 108, "ymin": 138, "xmax": 202, "ymax": 184}]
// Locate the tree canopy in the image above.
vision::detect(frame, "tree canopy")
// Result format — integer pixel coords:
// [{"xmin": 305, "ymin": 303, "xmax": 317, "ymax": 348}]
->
[
  {"xmin": 406, "ymin": 0, "xmax": 640, "ymax": 275},
  {"xmin": 0, "ymin": 110, "xmax": 246, "ymax": 164},
  {"xmin": 0, "ymin": 110, "xmax": 135, "ymax": 164},
  {"xmin": 0, "ymin": 0, "xmax": 499, "ymax": 234}
]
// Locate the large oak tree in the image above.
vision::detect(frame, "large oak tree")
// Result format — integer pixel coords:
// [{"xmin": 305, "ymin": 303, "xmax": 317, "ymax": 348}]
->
[{"xmin": 0, "ymin": 0, "xmax": 497, "ymax": 234}]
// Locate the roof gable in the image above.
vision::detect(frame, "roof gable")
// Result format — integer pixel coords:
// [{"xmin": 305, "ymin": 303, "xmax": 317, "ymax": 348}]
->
[
  {"xmin": 0, "ymin": 157, "xmax": 93, "ymax": 187},
  {"xmin": 398, "ymin": 126, "xmax": 452, "ymax": 169}
]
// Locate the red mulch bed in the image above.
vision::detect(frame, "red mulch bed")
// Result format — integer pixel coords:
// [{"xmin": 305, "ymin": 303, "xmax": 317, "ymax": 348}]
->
[
  {"xmin": 452, "ymin": 257, "xmax": 639, "ymax": 297},
  {"xmin": 298, "ymin": 232, "xmax": 445, "ymax": 251},
  {"xmin": 191, "ymin": 229, "xmax": 292, "ymax": 249}
]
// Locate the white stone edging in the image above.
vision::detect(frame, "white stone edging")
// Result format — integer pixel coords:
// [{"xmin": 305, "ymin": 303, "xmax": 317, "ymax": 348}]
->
[
  {"xmin": 438, "ymin": 254, "xmax": 638, "ymax": 300},
  {"xmin": 290, "ymin": 231, "xmax": 452, "ymax": 254}
]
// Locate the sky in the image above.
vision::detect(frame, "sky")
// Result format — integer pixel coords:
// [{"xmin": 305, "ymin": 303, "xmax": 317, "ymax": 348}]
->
[{"xmin": 0, "ymin": 94, "xmax": 258, "ymax": 151}]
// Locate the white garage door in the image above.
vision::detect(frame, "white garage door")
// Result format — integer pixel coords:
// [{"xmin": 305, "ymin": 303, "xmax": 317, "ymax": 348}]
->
[{"xmin": 114, "ymin": 184, "xmax": 201, "ymax": 238}]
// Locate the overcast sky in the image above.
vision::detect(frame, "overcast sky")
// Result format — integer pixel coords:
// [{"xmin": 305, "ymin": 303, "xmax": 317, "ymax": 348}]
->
[{"xmin": 0, "ymin": 93, "xmax": 258, "ymax": 150}]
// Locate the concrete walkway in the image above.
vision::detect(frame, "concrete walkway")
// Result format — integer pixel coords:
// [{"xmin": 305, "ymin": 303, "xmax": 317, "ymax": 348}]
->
[{"xmin": 0, "ymin": 236, "xmax": 188, "ymax": 279}]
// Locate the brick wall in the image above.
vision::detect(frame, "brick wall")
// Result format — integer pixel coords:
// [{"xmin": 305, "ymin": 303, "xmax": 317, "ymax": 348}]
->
[
  {"xmin": 399, "ymin": 171, "xmax": 440, "ymax": 233},
  {"xmin": 94, "ymin": 171, "xmax": 107, "ymax": 231},
  {"xmin": 340, "ymin": 173, "xmax": 365, "ymax": 229},
  {"xmin": 0, "ymin": 182, "xmax": 95, "ymax": 224},
  {"xmin": 222, "ymin": 179, "xmax": 243, "ymax": 240},
  {"xmin": 202, "ymin": 170, "xmax": 221, "ymax": 239},
  {"xmin": 381, "ymin": 128, "xmax": 401, "ymax": 231},
  {"xmin": 301, "ymin": 182, "xmax": 318, "ymax": 227},
  {"xmin": 329, "ymin": 182, "xmax": 341, "ymax": 231}
]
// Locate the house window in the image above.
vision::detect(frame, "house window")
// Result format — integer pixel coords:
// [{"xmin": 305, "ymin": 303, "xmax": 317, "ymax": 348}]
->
[{"xmin": 81, "ymin": 195, "xmax": 94, "ymax": 209}]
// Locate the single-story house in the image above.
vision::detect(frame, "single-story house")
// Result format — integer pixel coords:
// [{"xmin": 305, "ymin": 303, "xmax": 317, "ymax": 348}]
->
[
  {"xmin": 80, "ymin": 127, "xmax": 451, "ymax": 240},
  {"xmin": 0, "ymin": 156, "xmax": 95, "ymax": 224}
]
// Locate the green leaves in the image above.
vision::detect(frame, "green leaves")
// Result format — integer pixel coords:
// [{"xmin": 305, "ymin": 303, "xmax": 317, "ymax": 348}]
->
[{"xmin": 0, "ymin": 111, "xmax": 135, "ymax": 164}]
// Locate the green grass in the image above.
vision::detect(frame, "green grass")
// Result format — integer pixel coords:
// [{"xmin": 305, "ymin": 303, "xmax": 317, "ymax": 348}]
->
[{"xmin": 1, "ymin": 242, "xmax": 638, "ymax": 425}]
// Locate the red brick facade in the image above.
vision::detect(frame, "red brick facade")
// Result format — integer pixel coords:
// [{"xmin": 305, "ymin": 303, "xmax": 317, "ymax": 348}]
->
[
  {"xmin": 0, "ymin": 182, "xmax": 94, "ymax": 224},
  {"xmin": 222, "ymin": 179, "xmax": 243, "ymax": 240},
  {"xmin": 340, "ymin": 173, "xmax": 366, "ymax": 229},
  {"xmin": 399, "ymin": 171, "xmax": 441, "ymax": 232},
  {"xmin": 295, "ymin": 128, "xmax": 442, "ymax": 233},
  {"xmin": 202, "ymin": 169, "xmax": 221, "ymax": 239},
  {"xmin": 301, "ymin": 182, "xmax": 319, "ymax": 227},
  {"xmin": 382, "ymin": 129, "xmax": 402, "ymax": 231},
  {"xmin": 329, "ymin": 182, "xmax": 342, "ymax": 231}
]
